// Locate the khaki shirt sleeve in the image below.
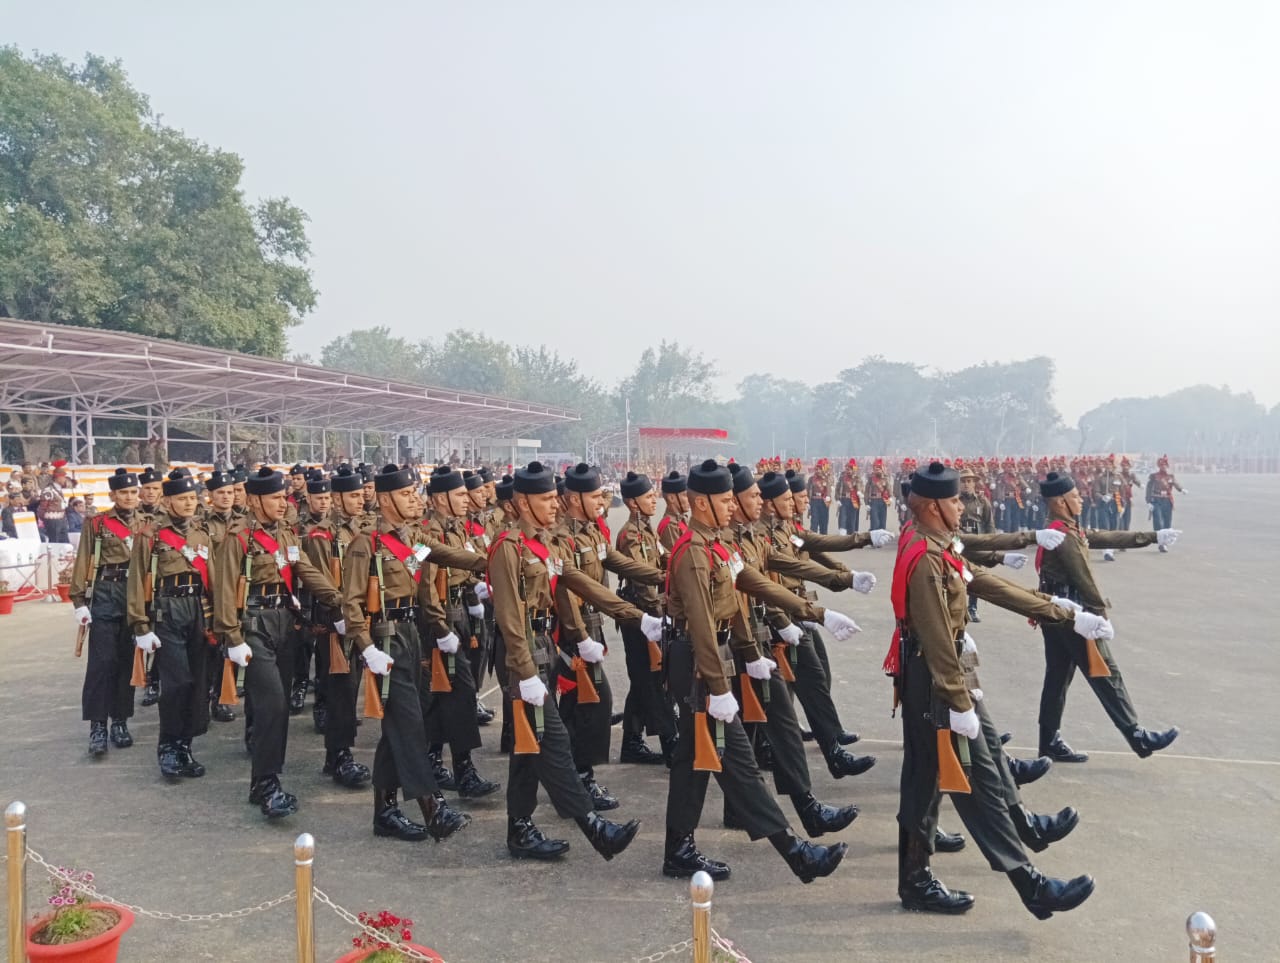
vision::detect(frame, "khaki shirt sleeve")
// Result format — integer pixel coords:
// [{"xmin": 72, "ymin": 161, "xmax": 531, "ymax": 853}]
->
[
  {"xmin": 766, "ymin": 550, "xmax": 853, "ymax": 592},
  {"xmin": 559, "ymin": 567, "xmax": 644, "ymax": 624},
  {"xmin": 213, "ymin": 532, "xmax": 247, "ymax": 646},
  {"xmin": 416, "ymin": 562, "xmax": 453, "ymax": 640},
  {"xmin": 424, "ymin": 539, "xmax": 489, "ymax": 573},
  {"xmin": 735, "ymin": 566, "xmax": 824, "ymax": 624},
  {"xmin": 341, "ymin": 534, "xmax": 374, "ymax": 653},
  {"xmin": 292, "ymin": 542, "xmax": 342, "ymax": 608},
  {"xmin": 1053, "ymin": 535, "xmax": 1110, "ymax": 615},
  {"xmin": 962, "ymin": 531, "xmax": 1037, "ymax": 551},
  {"xmin": 906, "ymin": 552, "xmax": 971, "ymax": 713},
  {"xmin": 1083, "ymin": 530, "xmax": 1157, "ymax": 550},
  {"xmin": 967, "ymin": 569, "xmax": 1075, "ymax": 622},
  {"xmin": 671, "ymin": 539, "xmax": 731, "ymax": 697},
  {"xmin": 801, "ymin": 530, "xmax": 872, "ymax": 552},
  {"xmin": 489, "ymin": 538, "xmax": 537, "ymax": 682},
  {"xmin": 126, "ymin": 532, "xmax": 153, "ymax": 634},
  {"xmin": 69, "ymin": 518, "xmax": 96, "ymax": 607},
  {"xmin": 603, "ymin": 547, "xmax": 664, "ymax": 584}
]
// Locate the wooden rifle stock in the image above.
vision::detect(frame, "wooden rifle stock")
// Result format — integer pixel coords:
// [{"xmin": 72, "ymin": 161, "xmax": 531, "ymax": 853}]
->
[
  {"xmin": 364, "ymin": 575, "xmax": 381, "ymax": 614},
  {"xmin": 430, "ymin": 647, "xmax": 453, "ymax": 692},
  {"xmin": 693, "ymin": 706, "xmax": 723, "ymax": 773},
  {"xmin": 738, "ymin": 673, "xmax": 767, "ymax": 723},
  {"xmin": 1085, "ymin": 638, "xmax": 1111, "ymax": 678},
  {"xmin": 936, "ymin": 728, "xmax": 972, "ymax": 794},
  {"xmin": 572, "ymin": 655, "xmax": 600, "ymax": 704},
  {"xmin": 513, "ymin": 698, "xmax": 541, "ymax": 754},
  {"xmin": 328, "ymin": 632, "xmax": 350, "ymax": 674},
  {"xmin": 218, "ymin": 658, "xmax": 239, "ymax": 706},
  {"xmin": 130, "ymin": 647, "xmax": 148, "ymax": 687},
  {"xmin": 329, "ymin": 556, "xmax": 341, "ymax": 589},
  {"xmin": 74, "ymin": 623, "xmax": 87, "ymax": 658},
  {"xmin": 647, "ymin": 638, "xmax": 663, "ymax": 672},
  {"xmin": 363, "ymin": 666, "xmax": 384, "ymax": 719},
  {"xmin": 772, "ymin": 643, "xmax": 796, "ymax": 682}
]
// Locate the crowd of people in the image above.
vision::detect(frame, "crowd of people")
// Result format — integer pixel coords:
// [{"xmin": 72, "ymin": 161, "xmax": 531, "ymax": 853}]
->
[{"xmin": 51, "ymin": 448, "xmax": 1187, "ymax": 922}]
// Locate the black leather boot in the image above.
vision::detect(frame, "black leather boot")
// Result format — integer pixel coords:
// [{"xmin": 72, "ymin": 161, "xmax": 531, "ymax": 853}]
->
[
  {"xmin": 475, "ymin": 701, "xmax": 495, "ymax": 726},
  {"xmin": 373, "ymin": 789, "xmax": 428, "ymax": 841},
  {"xmin": 288, "ymin": 679, "xmax": 306, "ymax": 715},
  {"xmin": 454, "ymin": 755, "xmax": 500, "ymax": 798},
  {"xmin": 88, "ymin": 721, "xmax": 108, "ymax": 757},
  {"xmin": 619, "ymin": 732, "xmax": 665, "ymax": 765},
  {"xmin": 157, "ymin": 742, "xmax": 182, "ymax": 778},
  {"xmin": 1012, "ymin": 805, "xmax": 1079, "ymax": 854},
  {"xmin": 768, "ymin": 828, "xmax": 847, "ymax": 884},
  {"xmin": 428, "ymin": 746, "xmax": 456, "ymax": 791},
  {"xmin": 1009, "ymin": 754, "xmax": 1052, "ymax": 786},
  {"xmin": 249, "ymin": 776, "xmax": 298, "ymax": 818},
  {"xmin": 660, "ymin": 733, "xmax": 678, "ymax": 769},
  {"xmin": 1039, "ymin": 728, "xmax": 1088, "ymax": 763},
  {"xmin": 507, "ymin": 816, "xmax": 569, "ymax": 860},
  {"xmin": 800, "ymin": 727, "xmax": 815, "ymax": 742},
  {"xmin": 211, "ymin": 701, "xmax": 236, "ymax": 723},
  {"xmin": 175, "ymin": 740, "xmax": 205, "ymax": 778},
  {"xmin": 576, "ymin": 811, "xmax": 640, "ymax": 861},
  {"xmin": 898, "ymin": 829, "xmax": 974, "ymax": 913},
  {"xmin": 580, "ymin": 771, "xmax": 619, "ymax": 811},
  {"xmin": 109, "ymin": 720, "xmax": 133, "ymax": 748},
  {"xmin": 141, "ymin": 682, "xmax": 160, "ymax": 707},
  {"xmin": 312, "ymin": 703, "xmax": 328, "ymax": 734},
  {"xmin": 420, "ymin": 793, "xmax": 470, "ymax": 842},
  {"xmin": 826, "ymin": 747, "xmax": 877, "ymax": 779},
  {"xmin": 1008, "ymin": 864, "xmax": 1095, "ymax": 920},
  {"xmin": 792, "ymin": 792, "xmax": 858, "ymax": 838},
  {"xmin": 662, "ymin": 828, "xmax": 730, "ymax": 881},
  {"xmin": 934, "ymin": 828, "xmax": 966, "ymax": 853},
  {"xmin": 837, "ymin": 729, "xmax": 860, "ymax": 745},
  {"xmin": 1127, "ymin": 725, "xmax": 1179, "ymax": 758},
  {"xmin": 324, "ymin": 748, "xmax": 371, "ymax": 788}
]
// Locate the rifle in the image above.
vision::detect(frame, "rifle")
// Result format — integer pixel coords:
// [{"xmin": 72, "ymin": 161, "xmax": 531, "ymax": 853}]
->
[
  {"xmin": 933, "ymin": 691, "xmax": 972, "ymax": 793},
  {"xmin": 691, "ymin": 677, "xmax": 724, "ymax": 773},
  {"xmin": 74, "ymin": 623, "xmax": 87, "ymax": 658}
]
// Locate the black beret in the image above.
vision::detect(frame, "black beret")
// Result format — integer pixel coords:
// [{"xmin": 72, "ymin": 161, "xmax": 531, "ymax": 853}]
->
[
  {"xmin": 660, "ymin": 471, "xmax": 686, "ymax": 494},
  {"xmin": 428, "ymin": 466, "xmax": 465, "ymax": 494},
  {"xmin": 289, "ymin": 463, "xmax": 306, "ymax": 476},
  {"xmin": 331, "ymin": 465, "xmax": 364, "ymax": 493},
  {"xmin": 1039, "ymin": 472, "xmax": 1076, "ymax": 498},
  {"xmin": 305, "ymin": 469, "xmax": 331, "ymax": 494},
  {"xmin": 358, "ymin": 463, "xmax": 375, "ymax": 482},
  {"xmin": 758, "ymin": 471, "xmax": 789, "ymax": 500},
  {"xmin": 900, "ymin": 478, "xmax": 912, "ymax": 501},
  {"xmin": 205, "ymin": 470, "xmax": 233, "ymax": 492},
  {"xmin": 555, "ymin": 475, "xmax": 566, "ymax": 497},
  {"xmin": 374, "ymin": 463, "xmax": 415, "ymax": 493},
  {"xmin": 564, "ymin": 462, "xmax": 602, "ymax": 494},
  {"xmin": 108, "ymin": 467, "xmax": 138, "ymax": 491},
  {"xmin": 495, "ymin": 474, "xmax": 515, "ymax": 502},
  {"xmin": 728, "ymin": 462, "xmax": 756, "ymax": 495},
  {"xmin": 688, "ymin": 458, "xmax": 732, "ymax": 495},
  {"xmin": 515, "ymin": 461, "xmax": 557, "ymax": 495},
  {"xmin": 910, "ymin": 461, "xmax": 959, "ymax": 499},
  {"xmin": 620, "ymin": 471, "xmax": 652, "ymax": 499},
  {"xmin": 477, "ymin": 467, "xmax": 493, "ymax": 484},
  {"xmin": 463, "ymin": 470, "xmax": 485, "ymax": 492},
  {"xmin": 231, "ymin": 464, "xmax": 248, "ymax": 484},
  {"xmin": 245, "ymin": 466, "xmax": 286, "ymax": 496},
  {"xmin": 784, "ymin": 469, "xmax": 806, "ymax": 494},
  {"xmin": 162, "ymin": 469, "xmax": 197, "ymax": 496},
  {"xmin": 138, "ymin": 466, "xmax": 162, "ymax": 486}
]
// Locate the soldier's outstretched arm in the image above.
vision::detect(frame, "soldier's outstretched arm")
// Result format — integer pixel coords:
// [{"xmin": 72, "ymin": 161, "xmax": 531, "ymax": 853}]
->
[
  {"xmin": 967, "ymin": 569, "xmax": 1076, "ymax": 623},
  {"xmin": 1082, "ymin": 530, "xmax": 1158, "ymax": 550}
]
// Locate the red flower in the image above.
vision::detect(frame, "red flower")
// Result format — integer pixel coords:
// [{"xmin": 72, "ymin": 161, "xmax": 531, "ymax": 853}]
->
[{"xmin": 402, "ymin": 929, "xmax": 412, "ymax": 940}]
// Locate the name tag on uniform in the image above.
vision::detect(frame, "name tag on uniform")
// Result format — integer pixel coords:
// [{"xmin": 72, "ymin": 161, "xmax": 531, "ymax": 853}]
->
[
  {"xmin": 728, "ymin": 552, "xmax": 745, "ymax": 581},
  {"xmin": 550, "ymin": 557, "xmax": 564, "ymax": 576},
  {"xmin": 480, "ymin": 534, "xmax": 491, "ymax": 548},
  {"xmin": 286, "ymin": 546, "xmax": 300, "ymax": 563},
  {"xmin": 413, "ymin": 543, "xmax": 430, "ymax": 562},
  {"xmin": 657, "ymin": 542, "xmax": 665, "ymax": 556},
  {"xmin": 961, "ymin": 567, "xmax": 973, "ymax": 584},
  {"xmin": 790, "ymin": 533, "xmax": 805, "ymax": 548},
  {"xmin": 464, "ymin": 541, "xmax": 476, "ymax": 553},
  {"xmin": 596, "ymin": 543, "xmax": 608, "ymax": 561}
]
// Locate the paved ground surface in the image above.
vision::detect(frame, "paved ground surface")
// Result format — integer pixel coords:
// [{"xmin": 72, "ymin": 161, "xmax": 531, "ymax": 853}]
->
[{"xmin": 1, "ymin": 473, "xmax": 1274, "ymax": 961}]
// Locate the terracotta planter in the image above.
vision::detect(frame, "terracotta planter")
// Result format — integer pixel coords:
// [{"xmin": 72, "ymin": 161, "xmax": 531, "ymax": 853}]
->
[
  {"xmin": 26, "ymin": 904, "xmax": 134, "ymax": 963},
  {"xmin": 0, "ymin": 592, "xmax": 15, "ymax": 615},
  {"xmin": 334, "ymin": 944, "xmax": 443, "ymax": 963},
  {"xmin": 56, "ymin": 583, "xmax": 72, "ymax": 602}
]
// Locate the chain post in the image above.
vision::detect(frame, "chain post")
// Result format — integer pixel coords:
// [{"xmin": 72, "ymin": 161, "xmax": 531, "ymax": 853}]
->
[
  {"xmin": 6, "ymin": 802, "xmax": 27, "ymax": 963},
  {"xmin": 1187, "ymin": 911, "xmax": 1216, "ymax": 962},
  {"xmin": 294, "ymin": 834, "xmax": 315, "ymax": 963},
  {"xmin": 690, "ymin": 870, "xmax": 713, "ymax": 963}
]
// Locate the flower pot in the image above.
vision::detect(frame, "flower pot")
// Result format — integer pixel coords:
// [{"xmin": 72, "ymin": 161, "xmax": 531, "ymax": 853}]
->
[
  {"xmin": 334, "ymin": 944, "xmax": 442, "ymax": 963},
  {"xmin": 26, "ymin": 904, "xmax": 134, "ymax": 962},
  {"xmin": 56, "ymin": 583, "xmax": 72, "ymax": 602},
  {"xmin": 0, "ymin": 592, "xmax": 15, "ymax": 615}
]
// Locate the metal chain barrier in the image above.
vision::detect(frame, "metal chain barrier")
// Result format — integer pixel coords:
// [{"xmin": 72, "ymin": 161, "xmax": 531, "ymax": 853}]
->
[
  {"xmin": 711, "ymin": 929, "xmax": 754, "ymax": 963},
  {"xmin": 632, "ymin": 937, "xmax": 694, "ymax": 962},
  {"xmin": 312, "ymin": 886, "xmax": 444, "ymax": 963},
  {"xmin": 26, "ymin": 848, "xmax": 296, "ymax": 922}
]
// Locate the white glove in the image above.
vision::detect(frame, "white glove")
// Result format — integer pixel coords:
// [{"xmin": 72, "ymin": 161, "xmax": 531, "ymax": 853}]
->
[
  {"xmin": 949, "ymin": 707, "xmax": 980, "ymax": 740},
  {"xmin": 135, "ymin": 632, "xmax": 161, "ymax": 654},
  {"xmin": 226, "ymin": 643, "xmax": 252, "ymax": 667},
  {"xmin": 333, "ymin": 619, "xmax": 346, "ymax": 636},
  {"xmin": 1002, "ymin": 553, "xmax": 1028, "ymax": 570},
  {"xmin": 851, "ymin": 571, "xmax": 877, "ymax": 594},
  {"xmin": 640, "ymin": 613, "xmax": 664, "ymax": 642},
  {"xmin": 467, "ymin": 603, "xmax": 485, "ymax": 618},
  {"xmin": 961, "ymin": 632, "xmax": 977, "ymax": 655},
  {"xmin": 1156, "ymin": 528, "xmax": 1181, "ymax": 549},
  {"xmin": 518, "ymin": 674, "xmax": 548, "ymax": 706},
  {"xmin": 361, "ymin": 646, "xmax": 394, "ymax": 675},
  {"xmin": 869, "ymin": 529, "xmax": 895, "ymax": 548},
  {"xmin": 1051, "ymin": 595, "xmax": 1083, "ymax": 614},
  {"xmin": 74, "ymin": 605, "xmax": 92, "ymax": 626},
  {"xmin": 745, "ymin": 656, "xmax": 776, "ymax": 680},
  {"xmin": 822, "ymin": 609, "xmax": 860, "ymax": 641},
  {"xmin": 576, "ymin": 639, "xmax": 605, "ymax": 663},
  {"xmin": 474, "ymin": 581, "xmax": 490, "ymax": 601},
  {"xmin": 708, "ymin": 691, "xmax": 740, "ymax": 722},
  {"xmin": 970, "ymin": 688, "xmax": 984, "ymax": 702},
  {"xmin": 777, "ymin": 622, "xmax": 803, "ymax": 645},
  {"xmin": 436, "ymin": 632, "xmax": 461, "ymax": 654},
  {"xmin": 1072, "ymin": 611, "xmax": 1114, "ymax": 640},
  {"xmin": 1180, "ymin": 488, "xmax": 1190, "ymax": 495},
  {"xmin": 1035, "ymin": 528, "xmax": 1066, "ymax": 550}
]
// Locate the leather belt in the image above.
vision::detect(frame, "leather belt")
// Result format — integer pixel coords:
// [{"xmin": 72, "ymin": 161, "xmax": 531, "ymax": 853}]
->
[
  {"xmin": 381, "ymin": 605, "xmax": 420, "ymax": 623},
  {"xmin": 159, "ymin": 583, "xmax": 202, "ymax": 598},
  {"xmin": 97, "ymin": 564, "xmax": 129, "ymax": 582}
]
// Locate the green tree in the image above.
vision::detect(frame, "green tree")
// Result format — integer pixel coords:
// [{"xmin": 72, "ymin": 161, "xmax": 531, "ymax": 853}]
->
[
  {"xmin": 834, "ymin": 356, "xmax": 930, "ymax": 454},
  {"xmin": 617, "ymin": 341, "xmax": 721, "ymax": 427},
  {"xmin": 935, "ymin": 357, "xmax": 1062, "ymax": 455},
  {"xmin": 319, "ymin": 326, "xmax": 424, "ymax": 382},
  {"xmin": 0, "ymin": 48, "xmax": 315, "ymax": 356}
]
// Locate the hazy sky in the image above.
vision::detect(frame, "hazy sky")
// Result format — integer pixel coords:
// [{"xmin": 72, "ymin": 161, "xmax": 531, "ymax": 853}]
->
[{"xmin": 9, "ymin": 2, "xmax": 1279, "ymax": 422}]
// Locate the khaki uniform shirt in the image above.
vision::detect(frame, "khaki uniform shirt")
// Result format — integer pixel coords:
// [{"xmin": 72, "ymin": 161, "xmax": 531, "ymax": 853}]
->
[{"xmin": 127, "ymin": 514, "xmax": 214, "ymax": 635}]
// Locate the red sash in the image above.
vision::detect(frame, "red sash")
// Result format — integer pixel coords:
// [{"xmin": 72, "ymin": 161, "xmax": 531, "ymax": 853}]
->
[
  {"xmin": 155, "ymin": 527, "xmax": 210, "ymax": 591},
  {"xmin": 251, "ymin": 528, "xmax": 294, "ymax": 593},
  {"xmin": 883, "ymin": 533, "xmax": 965, "ymax": 677},
  {"xmin": 595, "ymin": 515, "xmax": 611, "ymax": 543},
  {"xmin": 518, "ymin": 534, "xmax": 558, "ymax": 597},
  {"xmin": 375, "ymin": 531, "xmax": 422, "ymax": 584},
  {"xmin": 657, "ymin": 516, "xmax": 688, "ymax": 540},
  {"xmin": 1034, "ymin": 519, "xmax": 1070, "ymax": 573},
  {"xmin": 99, "ymin": 514, "xmax": 132, "ymax": 543},
  {"xmin": 466, "ymin": 519, "xmax": 487, "ymax": 542},
  {"xmin": 665, "ymin": 530, "xmax": 730, "ymax": 596}
]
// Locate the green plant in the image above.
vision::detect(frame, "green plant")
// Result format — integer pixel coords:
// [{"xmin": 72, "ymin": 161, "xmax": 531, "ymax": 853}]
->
[
  {"xmin": 0, "ymin": 580, "xmax": 11, "ymax": 593},
  {"xmin": 33, "ymin": 867, "xmax": 117, "ymax": 945}
]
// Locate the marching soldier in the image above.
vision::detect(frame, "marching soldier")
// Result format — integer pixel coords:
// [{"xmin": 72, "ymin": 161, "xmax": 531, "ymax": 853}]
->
[
  {"xmin": 835, "ymin": 458, "xmax": 862, "ymax": 534},
  {"xmin": 36, "ymin": 463, "xmax": 72, "ymax": 544},
  {"xmin": 806, "ymin": 460, "xmax": 833, "ymax": 534},
  {"xmin": 891, "ymin": 461, "xmax": 1102, "ymax": 918},
  {"xmin": 613, "ymin": 471, "xmax": 677, "ymax": 766},
  {"xmin": 212, "ymin": 466, "xmax": 344, "ymax": 818},
  {"xmin": 199, "ymin": 470, "xmax": 245, "ymax": 723},
  {"xmin": 1145, "ymin": 455, "xmax": 1185, "ymax": 539},
  {"xmin": 340, "ymin": 464, "xmax": 472, "ymax": 841},
  {"xmin": 70, "ymin": 467, "xmax": 144, "ymax": 757},
  {"xmin": 959, "ymin": 468, "xmax": 995, "ymax": 622},
  {"xmin": 462, "ymin": 470, "xmax": 498, "ymax": 725},
  {"xmin": 657, "ymin": 471, "xmax": 690, "ymax": 556},
  {"xmin": 488, "ymin": 461, "xmax": 659, "ymax": 861},
  {"xmin": 1035, "ymin": 471, "xmax": 1182, "ymax": 762},
  {"xmin": 136, "ymin": 466, "xmax": 165, "ymax": 706},
  {"xmin": 491, "ymin": 474, "xmax": 519, "ymax": 752},
  {"xmin": 866, "ymin": 460, "xmax": 893, "ymax": 531},
  {"xmin": 127, "ymin": 469, "xmax": 213, "ymax": 779}
]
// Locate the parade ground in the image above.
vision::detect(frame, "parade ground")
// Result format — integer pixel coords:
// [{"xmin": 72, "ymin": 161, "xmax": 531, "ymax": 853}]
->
[{"xmin": 1, "ymin": 473, "xmax": 1275, "ymax": 962}]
